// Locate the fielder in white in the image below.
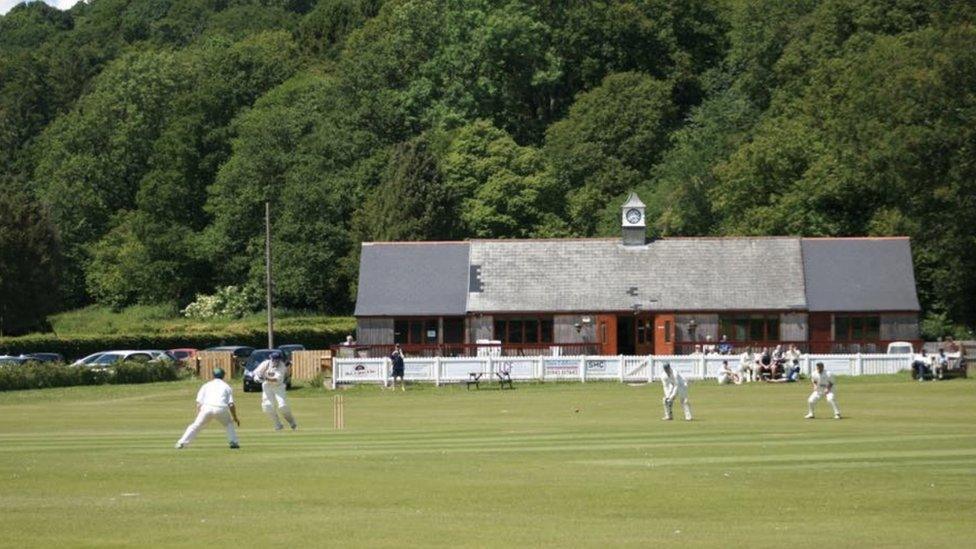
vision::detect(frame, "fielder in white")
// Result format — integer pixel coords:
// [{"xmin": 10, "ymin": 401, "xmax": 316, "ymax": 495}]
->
[
  {"xmin": 806, "ymin": 362, "xmax": 842, "ymax": 419},
  {"xmin": 660, "ymin": 363, "xmax": 693, "ymax": 421},
  {"xmin": 176, "ymin": 367, "xmax": 240, "ymax": 449},
  {"xmin": 253, "ymin": 350, "xmax": 297, "ymax": 430}
]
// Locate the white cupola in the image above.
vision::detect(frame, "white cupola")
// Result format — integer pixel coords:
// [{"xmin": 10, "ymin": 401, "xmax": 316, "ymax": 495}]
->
[{"xmin": 621, "ymin": 192, "xmax": 646, "ymax": 246}]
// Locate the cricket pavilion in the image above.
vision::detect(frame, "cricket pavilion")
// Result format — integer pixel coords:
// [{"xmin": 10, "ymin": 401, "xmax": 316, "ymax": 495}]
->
[{"xmin": 349, "ymin": 193, "xmax": 921, "ymax": 358}]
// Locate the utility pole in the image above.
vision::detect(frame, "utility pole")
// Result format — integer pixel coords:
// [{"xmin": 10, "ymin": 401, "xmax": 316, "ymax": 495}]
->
[{"xmin": 265, "ymin": 200, "xmax": 275, "ymax": 349}]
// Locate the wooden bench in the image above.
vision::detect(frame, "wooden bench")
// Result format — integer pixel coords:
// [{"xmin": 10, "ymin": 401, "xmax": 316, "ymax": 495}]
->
[
  {"xmin": 466, "ymin": 373, "xmax": 483, "ymax": 390},
  {"xmin": 495, "ymin": 371, "xmax": 513, "ymax": 390}
]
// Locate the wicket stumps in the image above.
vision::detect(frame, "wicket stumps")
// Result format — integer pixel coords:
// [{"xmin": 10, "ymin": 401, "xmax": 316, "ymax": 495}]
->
[{"xmin": 332, "ymin": 394, "xmax": 345, "ymax": 430}]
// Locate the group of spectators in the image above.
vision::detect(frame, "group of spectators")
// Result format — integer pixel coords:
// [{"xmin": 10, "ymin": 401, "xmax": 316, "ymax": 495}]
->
[
  {"xmin": 716, "ymin": 344, "xmax": 803, "ymax": 385},
  {"xmin": 912, "ymin": 337, "xmax": 965, "ymax": 381}
]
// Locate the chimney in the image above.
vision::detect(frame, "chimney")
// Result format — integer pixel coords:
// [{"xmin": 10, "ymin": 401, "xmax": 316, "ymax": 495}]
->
[{"xmin": 621, "ymin": 192, "xmax": 646, "ymax": 246}]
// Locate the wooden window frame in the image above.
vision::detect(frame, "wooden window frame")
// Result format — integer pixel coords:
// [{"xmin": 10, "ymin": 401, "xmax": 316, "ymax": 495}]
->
[
  {"xmin": 833, "ymin": 314, "xmax": 880, "ymax": 341},
  {"xmin": 393, "ymin": 317, "xmax": 440, "ymax": 345},
  {"xmin": 492, "ymin": 316, "xmax": 555, "ymax": 344},
  {"xmin": 718, "ymin": 314, "xmax": 781, "ymax": 342}
]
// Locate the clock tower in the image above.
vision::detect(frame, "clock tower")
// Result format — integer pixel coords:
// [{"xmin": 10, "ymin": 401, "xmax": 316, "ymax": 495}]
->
[{"xmin": 621, "ymin": 192, "xmax": 646, "ymax": 246}]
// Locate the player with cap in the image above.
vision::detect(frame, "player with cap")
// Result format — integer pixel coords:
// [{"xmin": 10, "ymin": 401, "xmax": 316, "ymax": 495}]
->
[
  {"xmin": 806, "ymin": 362, "xmax": 842, "ymax": 419},
  {"xmin": 659, "ymin": 362, "xmax": 693, "ymax": 421},
  {"xmin": 175, "ymin": 367, "xmax": 240, "ymax": 449},
  {"xmin": 253, "ymin": 350, "xmax": 297, "ymax": 430}
]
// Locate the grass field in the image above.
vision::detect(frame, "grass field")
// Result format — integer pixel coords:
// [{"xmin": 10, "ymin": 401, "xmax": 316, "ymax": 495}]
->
[{"xmin": 0, "ymin": 376, "xmax": 973, "ymax": 547}]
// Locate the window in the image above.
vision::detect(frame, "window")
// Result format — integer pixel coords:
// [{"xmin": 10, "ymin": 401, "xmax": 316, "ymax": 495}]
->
[
  {"xmin": 834, "ymin": 315, "xmax": 880, "ymax": 341},
  {"xmin": 493, "ymin": 317, "xmax": 554, "ymax": 344},
  {"xmin": 719, "ymin": 314, "xmax": 781, "ymax": 342},
  {"xmin": 636, "ymin": 318, "xmax": 653, "ymax": 344},
  {"xmin": 394, "ymin": 318, "xmax": 442, "ymax": 344}
]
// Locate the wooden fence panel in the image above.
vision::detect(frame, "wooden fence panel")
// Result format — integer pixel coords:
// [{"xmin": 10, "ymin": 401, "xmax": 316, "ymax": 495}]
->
[
  {"xmin": 196, "ymin": 351, "xmax": 235, "ymax": 380},
  {"xmin": 291, "ymin": 350, "xmax": 333, "ymax": 381}
]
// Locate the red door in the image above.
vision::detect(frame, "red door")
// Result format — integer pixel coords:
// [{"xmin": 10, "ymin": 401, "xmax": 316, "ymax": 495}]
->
[
  {"xmin": 596, "ymin": 315, "xmax": 617, "ymax": 355},
  {"xmin": 809, "ymin": 313, "xmax": 831, "ymax": 353},
  {"xmin": 654, "ymin": 314, "xmax": 675, "ymax": 355}
]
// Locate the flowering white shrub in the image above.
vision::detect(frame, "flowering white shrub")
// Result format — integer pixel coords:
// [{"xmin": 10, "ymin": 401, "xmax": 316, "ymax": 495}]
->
[{"xmin": 182, "ymin": 286, "xmax": 261, "ymax": 319}]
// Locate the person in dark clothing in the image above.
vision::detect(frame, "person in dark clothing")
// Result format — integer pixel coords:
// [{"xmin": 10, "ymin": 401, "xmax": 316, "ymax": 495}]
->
[{"xmin": 390, "ymin": 344, "xmax": 406, "ymax": 391}]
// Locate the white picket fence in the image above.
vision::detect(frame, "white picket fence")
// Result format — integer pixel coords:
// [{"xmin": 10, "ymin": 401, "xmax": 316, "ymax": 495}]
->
[{"xmin": 333, "ymin": 353, "xmax": 914, "ymax": 387}]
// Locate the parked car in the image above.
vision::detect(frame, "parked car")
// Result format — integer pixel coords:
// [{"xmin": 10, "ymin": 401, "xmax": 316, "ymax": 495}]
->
[
  {"xmin": 26, "ymin": 352, "xmax": 65, "ymax": 363},
  {"xmin": 203, "ymin": 346, "xmax": 255, "ymax": 358},
  {"xmin": 242, "ymin": 349, "xmax": 292, "ymax": 392},
  {"xmin": 0, "ymin": 355, "xmax": 30, "ymax": 366},
  {"xmin": 144, "ymin": 350, "xmax": 178, "ymax": 362},
  {"xmin": 169, "ymin": 348, "xmax": 198, "ymax": 362},
  {"xmin": 71, "ymin": 352, "xmax": 106, "ymax": 367},
  {"xmin": 84, "ymin": 351, "xmax": 157, "ymax": 369},
  {"xmin": 277, "ymin": 344, "xmax": 305, "ymax": 359}
]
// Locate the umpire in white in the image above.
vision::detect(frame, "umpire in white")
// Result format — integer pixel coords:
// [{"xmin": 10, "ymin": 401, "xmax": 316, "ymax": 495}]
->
[
  {"xmin": 660, "ymin": 363, "xmax": 693, "ymax": 421},
  {"xmin": 176, "ymin": 367, "xmax": 240, "ymax": 449},
  {"xmin": 253, "ymin": 350, "xmax": 297, "ymax": 430}
]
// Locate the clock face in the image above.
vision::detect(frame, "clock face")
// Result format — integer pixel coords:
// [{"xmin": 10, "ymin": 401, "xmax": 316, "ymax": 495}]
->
[{"xmin": 625, "ymin": 208, "xmax": 643, "ymax": 224}]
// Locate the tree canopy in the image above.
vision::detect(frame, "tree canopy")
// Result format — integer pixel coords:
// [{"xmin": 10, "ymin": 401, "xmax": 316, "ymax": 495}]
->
[{"xmin": 1, "ymin": 0, "xmax": 974, "ymax": 334}]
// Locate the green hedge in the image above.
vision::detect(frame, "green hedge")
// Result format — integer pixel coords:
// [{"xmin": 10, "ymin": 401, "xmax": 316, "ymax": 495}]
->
[
  {"xmin": 0, "ymin": 361, "xmax": 185, "ymax": 391},
  {"xmin": 0, "ymin": 326, "xmax": 351, "ymax": 361}
]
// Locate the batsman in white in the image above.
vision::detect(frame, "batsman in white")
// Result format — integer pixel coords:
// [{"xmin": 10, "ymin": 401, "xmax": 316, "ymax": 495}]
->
[
  {"xmin": 253, "ymin": 350, "xmax": 297, "ymax": 430},
  {"xmin": 175, "ymin": 367, "xmax": 240, "ymax": 449},
  {"xmin": 806, "ymin": 362, "xmax": 842, "ymax": 419},
  {"xmin": 659, "ymin": 363, "xmax": 693, "ymax": 421}
]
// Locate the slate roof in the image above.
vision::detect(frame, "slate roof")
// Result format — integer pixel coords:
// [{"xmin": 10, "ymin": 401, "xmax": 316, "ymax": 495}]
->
[
  {"xmin": 467, "ymin": 237, "xmax": 807, "ymax": 312},
  {"xmin": 801, "ymin": 238, "xmax": 920, "ymax": 312},
  {"xmin": 354, "ymin": 242, "xmax": 469, "ymax": 316},
  {"xmin": 354, "ymin": 237, "xmax": 920, "ymax": 315}
]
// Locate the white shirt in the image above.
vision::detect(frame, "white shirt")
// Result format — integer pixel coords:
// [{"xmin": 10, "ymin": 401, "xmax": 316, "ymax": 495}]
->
[
  {"xmin": 811, "ymin": 371, "xmax": 834, "ymax": 391},
  {"xmin": 659, "ymin": 370, "xmax": 687, "ymax": 398},
  {"xmin": 196, "ymin": 379, "xmax": 235, "ymax": 408},
  {"xmin": 254, "ymin": 359, "xmax": 288, "ymax": 385},
  {"xmin": 739, "ymin": 352, "xmax": 753, "ymax": 367}
]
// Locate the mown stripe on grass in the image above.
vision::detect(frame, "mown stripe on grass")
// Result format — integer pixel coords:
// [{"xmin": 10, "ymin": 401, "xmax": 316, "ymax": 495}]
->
[{"xmin": 1, "ymin": 433, "xmax": 972, "ymax": 458}]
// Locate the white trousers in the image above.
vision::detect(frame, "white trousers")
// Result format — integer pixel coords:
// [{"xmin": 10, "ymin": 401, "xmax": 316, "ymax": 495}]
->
[
  {"xmin": 808, "ymin": 390, "xmax": 840, "ymax": 416},
  {"xmin": 663, "ymin": 390, "xmax": 692, "ymax": 420},
  {"xmin": 178, "ymin": 405, "xmax": 237, "ymax": 446},
  {"xmin": 738, "ymin": 364, "xmax": 754, "ymax": 382},
  {"xmin": 262, "ymin": 382, "xmax": 295, "ymax": 429}
]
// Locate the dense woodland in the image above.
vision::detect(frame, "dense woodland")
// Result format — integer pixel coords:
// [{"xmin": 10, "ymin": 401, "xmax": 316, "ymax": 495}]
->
[{"xmin": 0, "ymin": 0, "xmax": 974, "ymax": 336}]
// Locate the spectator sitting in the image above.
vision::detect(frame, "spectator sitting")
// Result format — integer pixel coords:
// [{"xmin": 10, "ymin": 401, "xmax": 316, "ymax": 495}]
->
[
  {"xmin": 717, "ymin": 360, "xmax": 740, "ymax": 385},
  {"xmin": 717, "ymin": 335, "xmax": 733, "ymax": 355},
  {"xmin": 934, "ymin": 349, "xmax": 950, "ymax": 380},
  {"xmin": 913, "ymin": 350, "xmax": 931, "ymax": 381},
  {"xmin": 693, "ymin": 344, "xmax": 703, "ymax": 355},
  {"xmin": 768, "ymin": 363, "xmax": 801, "ymax": 383},
  {"xmin": 757, "ymin": 347, "xmax": 773, "ymax": 381},
  {"xmin": 342, "ymin": 334, "xmax": 356, "ymax": 346},
  {"xmin": 738, "ymin": 347, "xmax": 755, "ymax": 383},
  {"xmin": 771, "ymin": 345, "xmax": 785, "ymax": 379},
  {"xmin": 703, "ymin": 335, "xmax": 717, "ymax": 355}
]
